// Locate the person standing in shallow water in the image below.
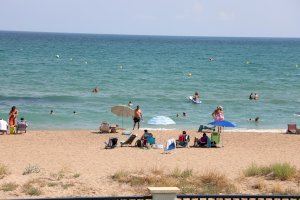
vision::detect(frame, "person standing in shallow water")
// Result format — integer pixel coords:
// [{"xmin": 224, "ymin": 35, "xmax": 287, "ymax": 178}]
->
[
  {"xmin": 9, "ymin": 106, "xmax": 18, "ymax": 134},
  {"xmin": 133, "ymin": 105, "xmax": 142, "ymax": 130}
]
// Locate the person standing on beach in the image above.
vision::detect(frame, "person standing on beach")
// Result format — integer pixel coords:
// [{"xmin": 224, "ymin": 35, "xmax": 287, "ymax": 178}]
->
[
  {"xmin": 212, "ymin": 106, "xmax": 224, "ymax": 132},
  {"xmin": 212, "ymin": 106, "xmax": 224, "ymax": 121},
  {"xmin": 9, "ymin": 106, "xmax": 18, "ymax": 134},
  {"xmin": 133, "ymin": 105, "xmax": 142, "ymax": 130}
]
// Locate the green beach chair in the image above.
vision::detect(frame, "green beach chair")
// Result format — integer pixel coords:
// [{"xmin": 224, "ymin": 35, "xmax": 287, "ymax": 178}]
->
[{"xmin": 211, "ymin": 132, "xmax": 220, "ymax": 147}]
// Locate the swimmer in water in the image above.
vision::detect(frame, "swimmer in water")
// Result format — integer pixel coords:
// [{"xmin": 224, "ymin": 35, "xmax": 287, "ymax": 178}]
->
[
  {"xmin": 193, "ymin": 92, "xmax": 200, "ymax": 101},
  {"xmin": 209, "ymin": 57, "xmax": 214, "ymax": 61},
  {"xmin": 73, "ymin": 111, "xmax": 77, "ymax": 115},
  {"xmin": 183, "ymin": 112, "xmax": 187, "ymax": 117},
  {"xmin": 128, "ymin": 101, "xmax": 133, "ymax": 107},
  {"xmin": 249, "ymin": 117, "xmax": 259, "ymax": 122},
  {"xmin": 50, "ymin": 110, "xmax": 54, "ymax": 115},
  {"xmin": 249, "ymin": 93, "xmax": 254, "ymax": 100},
  {"xmin": 92, "ymin": 87, "xmax": 99, "ymax": 93}
]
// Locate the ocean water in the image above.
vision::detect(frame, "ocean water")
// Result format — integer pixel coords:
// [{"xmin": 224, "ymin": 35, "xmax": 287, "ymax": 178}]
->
[{"xmin": 0, "ymin": 31, "xmax": 299, "ymax": 130}]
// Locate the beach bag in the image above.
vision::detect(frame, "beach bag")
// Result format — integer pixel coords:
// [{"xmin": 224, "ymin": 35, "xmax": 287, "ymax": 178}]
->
[{"xmin": 136, "ymin": 139, "xmax": 142, "ymax": 147}]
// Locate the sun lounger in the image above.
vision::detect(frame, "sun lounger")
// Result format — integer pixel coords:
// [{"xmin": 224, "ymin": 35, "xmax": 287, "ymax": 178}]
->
[
  {"xmin": 286, "ymin": 124, "xmax": 299, "ymax": 134},
  {"xmin": 104, "ymin": 137, "xmax": 118, "ymax": 149},
  {"xmin": 120, "ymin": 134, "xmax": 137, "ymax": 147},
  {"xmin": 99, "ymin": 122, "xmax": 110, "ymax": 133}
]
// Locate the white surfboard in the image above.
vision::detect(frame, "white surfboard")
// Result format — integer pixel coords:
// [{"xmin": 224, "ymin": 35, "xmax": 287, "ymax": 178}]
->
[{"xmin": 188, "ymin": 96, "xmax": 202, "ymax": 104}]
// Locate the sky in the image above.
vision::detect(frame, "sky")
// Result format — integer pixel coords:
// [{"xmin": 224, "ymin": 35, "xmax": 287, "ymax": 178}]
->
[{"xmin": 0, "ymin": 0, "xmax": 299, "ymax": 37}]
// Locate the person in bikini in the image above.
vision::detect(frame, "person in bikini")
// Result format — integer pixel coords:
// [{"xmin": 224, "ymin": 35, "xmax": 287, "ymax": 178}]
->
[{"xmin": 133, "ymin": 105, "xmax": 142, "ymax": 130}]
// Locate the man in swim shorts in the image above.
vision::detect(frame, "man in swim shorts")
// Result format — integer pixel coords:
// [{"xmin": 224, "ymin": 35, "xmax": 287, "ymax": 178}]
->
[{"xmin": 133, "ymin": 105, "xmax": 142, "ymax": 130}]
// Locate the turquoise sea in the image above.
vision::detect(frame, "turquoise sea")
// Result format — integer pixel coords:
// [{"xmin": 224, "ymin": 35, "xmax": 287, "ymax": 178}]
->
[{"xmin": 0, "ymin": 31, "xmax": 299, "ymax": 130}]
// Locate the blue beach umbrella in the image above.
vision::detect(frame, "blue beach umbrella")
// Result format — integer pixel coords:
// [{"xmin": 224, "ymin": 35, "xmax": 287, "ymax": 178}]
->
[
  {"xmin": 148, "ymin": 116, "xmax": 176, "ymax": 125},
  {"xmin": 208, "ymin": 120, "xmax": 236, "ymax": 127}
]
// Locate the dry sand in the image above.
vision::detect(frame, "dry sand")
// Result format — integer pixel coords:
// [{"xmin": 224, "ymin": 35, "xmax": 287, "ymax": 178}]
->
[{"xmin": 0, "ymin": 130, "xmax": 299, "ymax": 198}]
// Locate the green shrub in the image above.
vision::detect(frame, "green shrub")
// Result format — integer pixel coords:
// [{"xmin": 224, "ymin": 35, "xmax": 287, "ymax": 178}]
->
[
  {"xmin": 0, "ymin": 182, "xmax": 18, "ymax": 192},
  {"xmin": 22, "ymin": 164, "xmax": 40, "ymax": 175},
  {"xmin": 0, "ymin": 164, "xmax": 9, "ymax": 179},
  {"xmin": 244, "ymin": 163, "xmax": 296, "ymax": 180}
]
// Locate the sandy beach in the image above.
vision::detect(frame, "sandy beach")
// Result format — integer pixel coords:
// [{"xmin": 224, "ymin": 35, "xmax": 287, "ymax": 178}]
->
[{"xmin": 0, "ymin": 129, "xmax": 299, "ymax": 198}]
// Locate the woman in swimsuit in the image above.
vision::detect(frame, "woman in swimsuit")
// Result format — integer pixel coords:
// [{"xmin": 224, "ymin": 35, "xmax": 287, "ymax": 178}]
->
[{"xmin": 9, "ymin": 106, "xmax": 18, "ymax": 133}]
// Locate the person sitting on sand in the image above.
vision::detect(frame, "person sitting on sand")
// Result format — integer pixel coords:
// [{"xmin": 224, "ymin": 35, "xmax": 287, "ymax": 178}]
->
[
  {"xmin": 17, "ymin": 117, "xmax": 28, "ymax": 128},
  {"xmin": 193, "ymin": 92, "xmax": 200, "ymax": 101},
  {"xmin": 0, "ymin": 118, "xmax": 8, "ymax": 134},
  {"xmin": 198, "ymin": 133, "xmax": 209, "ymax": 147},
  {"xmin": 176, "ymin": 131, "xmax": 190, "ymax": 147},
  {"xmin": 133, "ymin": 105, "xmax": 142, "ymax": 130},
  {"xmin": 92, "ymin": 87, "xmax": 99, "ymax": 93},
  {"xmin": 141, "ymin": 129, "xmax": 154, "ymax": 147}
]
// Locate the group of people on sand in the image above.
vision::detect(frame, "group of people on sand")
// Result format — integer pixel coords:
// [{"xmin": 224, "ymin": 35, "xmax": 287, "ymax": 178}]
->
[{"xmin": 0, "ymin": 106, "xmax": 28, "ymax": 134}]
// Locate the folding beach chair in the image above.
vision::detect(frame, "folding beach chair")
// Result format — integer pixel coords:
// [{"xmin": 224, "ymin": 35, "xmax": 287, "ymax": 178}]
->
[
  {"xmin": 164, "ymin": 138, "xmax": 176, "ymax": 153},
  {"xmin": 120, "ymin": 134, "xmax": 137, "ymax": 147},
  {"xmin": 286, "ymin": 124, "xmax": 297, "ymax": 134},
  {"xmin": 147, "ymin": 136, "xmax": 156, "ymax": 146},
  {"xmin": 198, "ymin": 125, "xmax": 214, "ymax": 133},
  {"xmin": 17, "ymin": 123, "xmax": 27, "ymax": 134},
  {"xmin": 104, "ymin": 137, "xmax": 118, "ymax": 149},
  {"xmin": 99, "ymin": 122, "xmax": 110, "ymax": 133},
  {"xmin": 211, "ymin": 132, "xmax": 221, "ymax": 147}
]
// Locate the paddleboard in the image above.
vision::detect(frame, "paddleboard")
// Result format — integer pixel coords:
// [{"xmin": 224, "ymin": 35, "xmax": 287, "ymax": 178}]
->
[{"xmin": 188, "ymin": 96, "xmax": 201, "ymax": 104}]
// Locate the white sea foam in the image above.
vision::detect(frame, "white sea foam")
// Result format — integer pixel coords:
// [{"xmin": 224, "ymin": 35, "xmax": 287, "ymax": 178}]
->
[{"xmin": 223, "ymin": 128, "xmax": 285, "ymax": 133}]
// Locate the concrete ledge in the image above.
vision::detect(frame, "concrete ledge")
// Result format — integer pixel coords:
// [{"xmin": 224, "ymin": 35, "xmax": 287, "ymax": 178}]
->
[
  {"xmin": 148, "ymin": 187, "xmax": 180, "ymax": 194},
  {"xmin": 148, "ymin": 187, "xmax": 180, "ymax": 200}
]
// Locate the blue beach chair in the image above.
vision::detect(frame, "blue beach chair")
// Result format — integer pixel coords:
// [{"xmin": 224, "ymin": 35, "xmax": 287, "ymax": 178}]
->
[{"xmin": 164, "ymin": 139, "xmax": 176, "ymax": 153}]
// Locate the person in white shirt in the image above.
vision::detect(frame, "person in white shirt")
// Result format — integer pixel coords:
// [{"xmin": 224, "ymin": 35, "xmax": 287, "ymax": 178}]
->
[{"xmin": 0, "ymin": 118, "xmax": 8, "ymax": 134}]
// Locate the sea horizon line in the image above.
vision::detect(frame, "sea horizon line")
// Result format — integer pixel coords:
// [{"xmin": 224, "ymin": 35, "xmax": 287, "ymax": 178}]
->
[{"xmin": 1, "ymin": 29, "xmax": 300, "ymax": 40}]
